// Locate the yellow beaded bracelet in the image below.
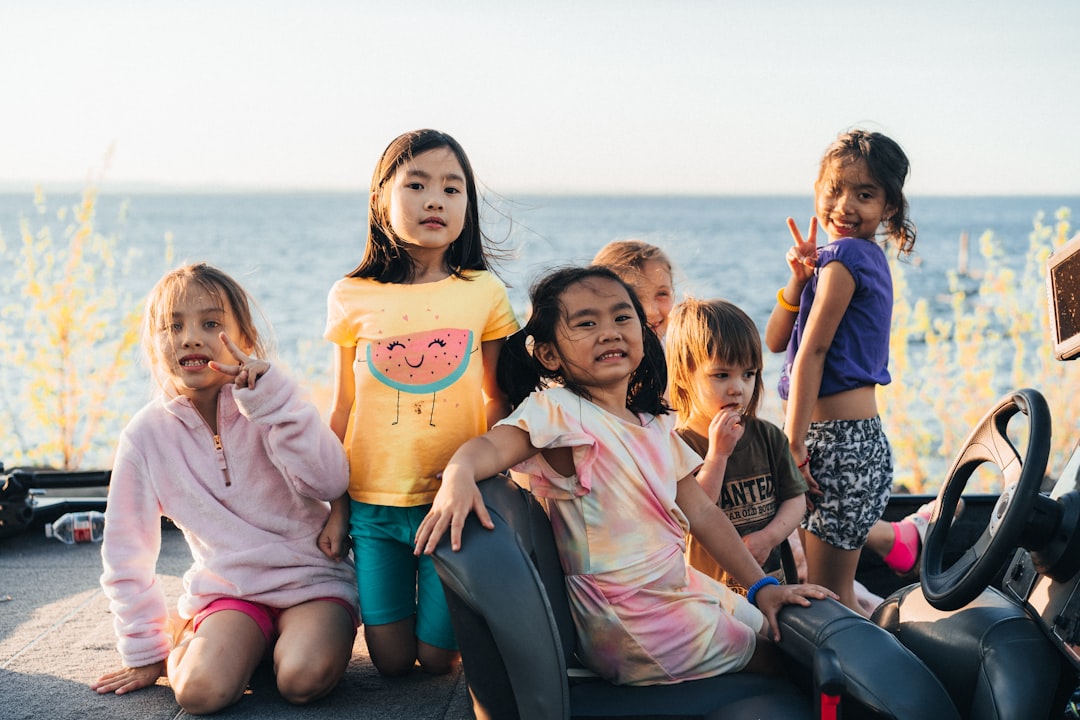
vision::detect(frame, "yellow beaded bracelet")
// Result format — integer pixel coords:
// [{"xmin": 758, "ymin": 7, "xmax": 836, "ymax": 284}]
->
[{"xmin": 776, "ymin": 288, "xmax": 800, "ymax": 313}]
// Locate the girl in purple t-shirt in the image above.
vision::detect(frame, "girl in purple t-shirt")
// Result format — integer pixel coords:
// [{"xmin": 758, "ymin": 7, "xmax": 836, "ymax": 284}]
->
[{"xmin": 764, "ymin": 129, "xmax": 917, "ymax": 616}]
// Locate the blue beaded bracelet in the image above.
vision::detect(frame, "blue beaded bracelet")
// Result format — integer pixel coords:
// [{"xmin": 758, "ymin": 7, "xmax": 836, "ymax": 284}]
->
[{"xmin": 746, "ymin": 576, "xmax": 780, "ymax": 607}]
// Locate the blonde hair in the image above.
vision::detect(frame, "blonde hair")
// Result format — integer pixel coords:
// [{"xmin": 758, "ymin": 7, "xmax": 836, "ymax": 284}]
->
[
  {"xmin": 592, "ymin": 239, "xmax": 673, "ymax": 287},
  {"xmin": 142, "ymin": 263, "xmax": 269, "ymax": 387},
  {"xmin": 666, "ymin": 298, "xmax": 763, "ymax": 420}
]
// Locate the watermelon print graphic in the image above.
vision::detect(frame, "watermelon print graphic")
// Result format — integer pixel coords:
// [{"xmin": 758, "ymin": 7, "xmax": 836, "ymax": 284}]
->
[{"xmin": 366, "ymin": 328, "xmax": 475, "ymax": 425}]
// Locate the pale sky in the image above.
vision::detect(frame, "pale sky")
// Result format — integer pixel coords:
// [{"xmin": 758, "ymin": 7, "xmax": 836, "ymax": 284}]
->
[{"xmin": 3, "ymin": 0, "xmax": 1078, "ymax": 196}]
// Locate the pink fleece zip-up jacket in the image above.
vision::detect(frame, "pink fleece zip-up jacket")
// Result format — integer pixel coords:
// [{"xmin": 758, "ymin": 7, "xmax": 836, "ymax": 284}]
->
[{"xmin": 99, "ymin": 367, "xmax": 357, "ymax": 668}]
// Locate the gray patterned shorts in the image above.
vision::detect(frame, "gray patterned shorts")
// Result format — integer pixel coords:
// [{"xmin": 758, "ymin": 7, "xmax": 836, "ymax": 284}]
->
[{"xmin": 801, "ymin": 416, "xmax": 893, "ymax": 551}]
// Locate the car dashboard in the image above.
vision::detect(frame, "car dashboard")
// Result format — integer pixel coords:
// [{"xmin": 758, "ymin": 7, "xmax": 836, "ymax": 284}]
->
[{"xmin": 1004, "ymin": 443, "xmax": 1080, "ymax": 672}]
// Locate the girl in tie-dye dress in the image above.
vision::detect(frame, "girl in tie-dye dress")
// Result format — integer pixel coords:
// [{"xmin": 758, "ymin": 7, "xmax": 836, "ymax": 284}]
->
[{"xmin": 415, "ymin": 266, "xmax": 833, "ymax": 685}]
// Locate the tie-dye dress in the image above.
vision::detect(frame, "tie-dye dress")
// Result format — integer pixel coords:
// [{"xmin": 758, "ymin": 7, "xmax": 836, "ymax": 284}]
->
[{"xmin": 497, "ymin": 387, "xmax": 765, "ymax": 685}]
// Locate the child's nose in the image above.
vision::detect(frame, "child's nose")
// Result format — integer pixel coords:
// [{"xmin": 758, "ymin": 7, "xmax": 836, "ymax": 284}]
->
[{"xmin": 424, "ymin": 194, "xmax": 444, "ymax": 210}]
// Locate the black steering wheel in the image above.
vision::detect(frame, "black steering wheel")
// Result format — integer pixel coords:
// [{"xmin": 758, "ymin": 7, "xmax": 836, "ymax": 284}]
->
[{"xmin": 921, "ymin": 388, "xmax": 1051, "ymax": 611}]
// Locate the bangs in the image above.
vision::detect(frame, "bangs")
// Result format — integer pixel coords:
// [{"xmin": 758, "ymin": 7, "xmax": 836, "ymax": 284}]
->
[{"xmin": 148, "ymin": 273, "xmax": 226, "ymax": 331}]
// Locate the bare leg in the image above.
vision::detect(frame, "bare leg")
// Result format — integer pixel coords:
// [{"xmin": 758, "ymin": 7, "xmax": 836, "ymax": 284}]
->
[
  {"xmin": 365, "ymin": 618, "xmax": 419, "ymax": 676},
  {"xmin": 168, "ymin": 610, "xmax": 266, "ymax": 715},
  {"xmin": 365, "ymin": 617, "xmax": 459, "ymax": 676},
  {"xmin": 274, "ymin": 600, "xmax": 357, "ymax": 705},
  {"xmin": 417, "ymin": 640, "xmax": 459, "ymax": 676},
  {"xmin": 864, "ymin": 521, "xmax": 896, "ymax": 558},
  {"xmin": 803, "ymin": 533, "xmax": 868, "ymax": 617},
  {"xmin": 865, "ymin": 499, "xmax": 959, "ymax": 575}
]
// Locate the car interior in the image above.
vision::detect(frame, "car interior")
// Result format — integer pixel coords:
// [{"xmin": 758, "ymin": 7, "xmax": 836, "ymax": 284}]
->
[{"xmin": 431, "ymin": 231, "xmax": 1080, "ymax": 719}]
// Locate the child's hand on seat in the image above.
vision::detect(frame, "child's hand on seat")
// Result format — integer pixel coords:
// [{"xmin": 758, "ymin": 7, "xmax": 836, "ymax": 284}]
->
[
  {"xmin": 755, "ymin": 582, "xmax": 837, "ymax": 642},
  {"xmin": 414, "ymin": 466, "xmax": 494, "ymax": 554}
]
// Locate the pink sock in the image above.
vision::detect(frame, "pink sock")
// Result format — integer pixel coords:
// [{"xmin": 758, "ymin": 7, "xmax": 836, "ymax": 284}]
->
[{"xmin": 882, "ymin": 520, "xmax": 920, "ymax": 573}]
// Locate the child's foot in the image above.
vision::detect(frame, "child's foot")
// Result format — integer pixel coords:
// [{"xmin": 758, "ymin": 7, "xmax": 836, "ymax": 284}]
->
[{"xmin": 882, "ymin": 499, "xmax": 964, "ymax": 575}]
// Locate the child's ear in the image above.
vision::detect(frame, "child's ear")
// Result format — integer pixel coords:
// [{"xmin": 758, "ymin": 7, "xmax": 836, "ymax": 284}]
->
[{"xmin": 534, "ymin": 341, "xmax": 561, "ymax": 373}]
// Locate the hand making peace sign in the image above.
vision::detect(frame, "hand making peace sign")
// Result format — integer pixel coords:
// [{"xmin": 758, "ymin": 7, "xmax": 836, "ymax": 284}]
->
[
  {"xmin": 208, "ymin": 332, "xmax": 270, "ymax": 390},
  {"xmin": 785, "ymin": 216, "xmax": 819, "ymax": 284}
]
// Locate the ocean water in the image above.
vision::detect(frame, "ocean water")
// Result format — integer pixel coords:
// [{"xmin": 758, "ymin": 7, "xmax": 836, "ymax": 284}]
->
[{"xmin": 1, "ymin": 191, "xmax": 1077, "ymax": 467}]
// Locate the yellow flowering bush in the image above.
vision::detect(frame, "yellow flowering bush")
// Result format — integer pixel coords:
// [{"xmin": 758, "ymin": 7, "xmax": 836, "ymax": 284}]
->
[
  {"xmin": 884, "ymin": 208, "xmax": 1076, "ymax": 492},
  {"xmin": 0, "ymin": 183, "xmax": 1073, "ymax": 482},
  {"xmin": 0, "ymin": 184, "xmax": 142, "ymax": 469}
]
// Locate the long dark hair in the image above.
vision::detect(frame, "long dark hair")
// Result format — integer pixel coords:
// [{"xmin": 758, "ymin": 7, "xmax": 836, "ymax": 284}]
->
[
  {"xmin": 348, "ymin": 129, "xmax": 491, "ymax": 283},
  {"xmin": 497, "ymin": 266, "xmax": 668, "ymax": 416},
  {"xmin": 817, "ymin": 129, "xmax": 917, "ymax": 256}
]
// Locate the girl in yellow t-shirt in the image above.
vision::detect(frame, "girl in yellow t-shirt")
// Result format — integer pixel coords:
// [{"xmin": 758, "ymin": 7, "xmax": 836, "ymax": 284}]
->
[{"xmin": 319, "ymin": 129, "xmax": 519, "ymax": 676}]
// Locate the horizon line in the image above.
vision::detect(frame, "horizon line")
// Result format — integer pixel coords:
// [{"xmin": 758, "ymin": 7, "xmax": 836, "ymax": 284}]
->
[{"xmin": 1, "ymin": 182, "xmax": 1078, "ymax": 200}]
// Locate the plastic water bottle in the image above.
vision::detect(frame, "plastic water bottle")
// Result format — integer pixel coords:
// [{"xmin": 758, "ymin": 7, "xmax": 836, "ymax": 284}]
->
[{"xmin": 44, "ymin": 511, "xmax": 105, "ymax": 544}]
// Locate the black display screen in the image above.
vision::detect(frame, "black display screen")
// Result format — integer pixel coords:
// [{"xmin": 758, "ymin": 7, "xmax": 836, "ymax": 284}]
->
[{"xmin": 1048, "ymin": 233, "xmax": 1080, "ymax": 361}]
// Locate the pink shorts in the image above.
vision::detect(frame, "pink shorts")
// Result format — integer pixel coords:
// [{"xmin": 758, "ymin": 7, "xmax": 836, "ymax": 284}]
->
[{"xmin": 193, "ymin": 597, "xmax": 359, "ymax": 647}]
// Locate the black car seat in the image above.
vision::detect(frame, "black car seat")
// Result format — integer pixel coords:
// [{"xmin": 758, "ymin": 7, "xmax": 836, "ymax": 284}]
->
[
  {"xmin": 873, "ymin": 584, "xmax": 1062, "ymax": 720},
  {"xmin": 433, "ymin": 474, "xmax": 966, "ymax": 719},
  {"xmin": 777, "ymin": 594, "xmax": 959, "ymax": 719},
  {"xmin": 431, "ymin": 473, "xmax": 812, "ymax": 719}
]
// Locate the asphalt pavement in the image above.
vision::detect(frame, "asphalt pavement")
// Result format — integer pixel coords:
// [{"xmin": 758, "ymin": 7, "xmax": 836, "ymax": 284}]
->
[{"xmin": 0, "ymin": 522, "xmax": 474, "ymax": 720}]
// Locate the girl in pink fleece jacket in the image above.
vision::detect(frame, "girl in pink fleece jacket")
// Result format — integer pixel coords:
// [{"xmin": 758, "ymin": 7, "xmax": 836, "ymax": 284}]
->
[{"xmin": 92, "ymin": 263, "xmax": 358, "ymax": 715}]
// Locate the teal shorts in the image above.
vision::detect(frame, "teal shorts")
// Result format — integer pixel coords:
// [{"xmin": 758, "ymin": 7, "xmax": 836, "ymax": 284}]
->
[{"xmin": 349, "ymin": 501, "xmax": 457, "ymax": 651}]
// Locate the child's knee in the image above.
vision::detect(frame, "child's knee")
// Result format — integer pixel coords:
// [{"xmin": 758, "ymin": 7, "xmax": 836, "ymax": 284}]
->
[
  {"xmin": 276, "ymin": 657, "xmax": 344, "ymax": 705},
  {"xmin": 365, "ymin": 621, "xmax": 419, "ymax": 676},
  {"xmin": 172, "ymin": 669, "xmax": 246, "ymax": 715},
  {"xmin": 417, "ymin": 643, "xmax": 459, "ymax": 675},
  {"xmin": 369, "ymin": 648, "xmax": 416, "ymax": 677}
]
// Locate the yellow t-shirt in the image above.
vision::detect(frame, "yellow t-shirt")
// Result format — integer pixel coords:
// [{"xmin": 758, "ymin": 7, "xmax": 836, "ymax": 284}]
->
[{"xmin": 324, "ymin": 271, "xmax": 519, "ymax": 506}]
